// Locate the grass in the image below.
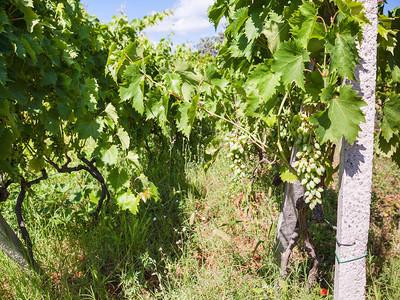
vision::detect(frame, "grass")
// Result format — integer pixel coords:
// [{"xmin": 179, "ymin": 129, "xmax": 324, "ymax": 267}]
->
[{"xmin": 0, "ymin": 147, "xmax": 399, "ymax": 299}]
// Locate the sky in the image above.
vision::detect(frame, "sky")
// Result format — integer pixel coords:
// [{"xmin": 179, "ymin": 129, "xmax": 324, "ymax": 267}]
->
[
  {"xmin": 80, "ymin": 0, "xmax": 221, "ymax": 46},
  {"xmin": 81, "ymin": 0, "xmax": 400, "ymax": 46}
]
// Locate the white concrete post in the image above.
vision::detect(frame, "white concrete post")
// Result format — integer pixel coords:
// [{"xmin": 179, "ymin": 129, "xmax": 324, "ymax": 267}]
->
[{"xmin": 334, "ymin": 1, "xmax": 377, "ymax": 299}]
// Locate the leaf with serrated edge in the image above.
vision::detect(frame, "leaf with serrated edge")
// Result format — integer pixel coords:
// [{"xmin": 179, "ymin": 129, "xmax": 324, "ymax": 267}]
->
[
  {"xmin": 289, "ymin": 1, "xmax": 318, "ymax": 48},
  {"xmin": 102, "ymin": 145, "xmax": 119, "ymax": 165},
  {"xmin": 119, "ymin": 64, "xmax": 144, "ymax": 114},
  {"xmin": 272, "ymin": 40, "xmax": 309, "ymax": 90},
  {"xmin": 383, "ymin": 95, "xmax": 400, "ymax": 132},
  {"xmin": 105, "ymin": 103, "xmax": 118, "ymax": 125},
  {"xmin": 109, "ymin": 168, "xmax": 130, "ymax": 191},
  {"xmin": 244, "ymin": 13, "xmax": 263, "ymax": 42},
  {"xmin": 262, "ymin": 12, "xmax": 290, "ymax": 54},
  {"xmin": 176, "ymin": 95, "xmax": 199, "ymax": 137},
  {"xmin": 326, "ymin": 29, "xmax": 358, "ymax": 80},
  {"xmin": 280, "ymin": 167, "xmax": 297, "ymax": 183},
  {"xmin": 247, "ymin": 61, "xmax": 280, "ymax": 109},
  {"xmin": 117, "ymin": 191, "xmax": 140, "ymax": 215},
  {"xmin": 126, "ymin": 152, "xmax": 141, "ymax": 169},
  {"xmin": 315, "ymin": 85, "xmax": 366, "ymax": 145},
  {"xmin": 117, "ymin": 128, "xmax": 130, "ymax": 150}
]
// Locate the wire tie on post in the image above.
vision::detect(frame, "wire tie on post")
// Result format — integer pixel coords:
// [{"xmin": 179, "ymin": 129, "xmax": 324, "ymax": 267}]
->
[{"xmin": 335, "ymin": 251, "xmax": 368, "ymax": 264}]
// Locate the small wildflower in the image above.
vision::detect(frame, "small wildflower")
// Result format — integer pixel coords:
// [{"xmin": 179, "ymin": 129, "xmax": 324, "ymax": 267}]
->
[
  {"xmin": 153, "ymin": 217, "xmax": 157, "ymax": 221},
  {"xmin": 320, "ymin": 288, "xmax": 328, "ymax": 296},
  {"xmin": 201, "ymin": 217, "xmax": 206, "ymax": 221}
]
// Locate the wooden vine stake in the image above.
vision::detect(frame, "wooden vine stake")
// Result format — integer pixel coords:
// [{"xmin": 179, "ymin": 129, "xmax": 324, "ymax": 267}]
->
[{"xmin": 334, "ymin": 0, "xmax": 377, "ymax": 299}]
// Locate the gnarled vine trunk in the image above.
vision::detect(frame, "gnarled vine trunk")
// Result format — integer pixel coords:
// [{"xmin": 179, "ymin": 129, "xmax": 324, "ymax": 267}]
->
[
  {"xmin": 0, "ymin": 212, "xmax": 30, "ymax": 269},
  {"xmin": 274, "ymin": 145, "xmax": 303, "ymax": 263}
]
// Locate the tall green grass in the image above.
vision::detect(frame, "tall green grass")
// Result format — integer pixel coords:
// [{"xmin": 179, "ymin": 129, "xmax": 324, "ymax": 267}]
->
[{"xmin": 0, "ymin": 149, "xmax": 399, "ymax": 299}]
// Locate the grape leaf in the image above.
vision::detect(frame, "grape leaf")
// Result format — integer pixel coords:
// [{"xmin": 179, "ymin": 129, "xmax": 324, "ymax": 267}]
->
[
  {"xmin": 383, "ymin": 95, "xmax": 400, "ymax": 132},
  {"xmin": 102, "ymin": 145, "xmax": 119, "ymax": 165},
  {"xmin": 20, "ymin": 37, "xmax": 37, "ymax": 64},
  {"xmin": 245, "ymin": 90, "xmax": 260, "ymax": 117},
  {"xmin": 280, "ymin": 167, "xmax": 297, "ymax": 183},
  {"xmin": 126, "ymin": 151, "xmax": 140, "ymax": 169},
  {"xmin": 207, "ymin": 0, "xmax": 227, "ymax": 30},
  {"xmin": 20, "ymin": 6, "xmax": 39, "ymax": 32},
  {"xmin": 117, "ymin": 128, "xmax": 130, "ymax": 150},
  {"xmin": 244, "ymin": 12, "xmax": 263, "ymax": 42},
  {"xmin": 109, "ymin": 168, "xmax": 130, "ymax": 191},
  {"xmin": 146, "ymin": 92, "xmax": 168, "ymax": 133},
  {"xmin": 326, "ymin": 29, "xmax": 359, "ymax": 80},
  {"xmin": 272, "ymin": 40, "xmax": 309, "ymax": 90},
  {"xmin": 164, "ymin": 73, "xmax": 181, "ymax": 95},
  {"xmin": 0, "ymin": 10, "xmax": 9, "ymax": 35},
  {"xmin": 289, "ymin": 1, "xmax": 318, "ymax": 48},
  {"xmin": 176, "ymin": 94, "xmax": 199, "ymax": 138},
  {"xmin": 41, "ymin": 68, "xmax": 57, "ymax": 86},
  {"xmin": 232, "ymin": 7, "xmax": 248, "ymax": 36},
  {"xmin": 305, "ymin": 71, "xmax": 324, "ymax": 103},
  {"xmin": 377, "ymin": 132, "xmax": 399, "ymax": 155},
  {"xmin": 119, "ymin": 64, "xmax": 144, "ymax": 114},
  {"xmin": 381, "ymin": 115, "xmax": 394, "ymax": 141},
  {"xmin": 137, "ymin": 173, "xmax": 159, "ymax": 199},
  {"xmin": 262, "ymin": 12, "xmax": 290, "ymax": 54},
  {"xmin": 392, "ymin": 147, "xmax": 400, "ymax": 168},
  {"xmin": 0, "ymin": 56, "xmax": 7, "ymax": 86},
  {"xmin": 77, "ymin": 118, "xmax": 102, "ymax": 140},
  {"xmin": 247, "ymin": 61, "xmax": 280, "ymax": 110},
  {"xmin": 105, "ymin": 103, "xmax": 118, "ymax": 125},
  {"xmin": 335, "ymin": 0, "xmax": 369, "ymax": 25},
  {"xmin": 0, "ymin": 129, "xmax": 14, "ymax": 158},
  {"xmin": 314, "ymin": 84, "xmax": 366, "ymax": 145},
  {"xmin": 40, "ymin": 108, "xmax": 60, "ymax": 134},
  {"xmin": 117, "ymin": 191, "xmax": 140, "ymax": 215},
  {"xmin": 230, "ymin": 33, "xmax": 254, "ymax": 61}
]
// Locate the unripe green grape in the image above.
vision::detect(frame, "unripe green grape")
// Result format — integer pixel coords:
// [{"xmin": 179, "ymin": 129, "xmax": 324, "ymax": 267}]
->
[
  {"xmin": 310, "ymin": 201, "xmax": 316, "ymax": 210},
  {"xmin": 313, "ymin": 177, "xmax": 321, "ymax": 184},
  {"xmin": 316, "ymin": 167, "xmax": 324, "ymax": 176}
]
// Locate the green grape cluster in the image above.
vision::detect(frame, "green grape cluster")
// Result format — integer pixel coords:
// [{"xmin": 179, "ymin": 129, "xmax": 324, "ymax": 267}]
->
[
  {"xmin": 225, "ymin": 132, "xmax": 249, "ymax": 180},
  {"xmin": 291, "ymin": 115, "xmax": 325, "ymax": 210},
  {"xmin": 8, "ymin": 144, "xmax": 26, "ymax": 180},
  {"xmin": 279, "ymin": 107, "xmax": 296, "ymax": 143},
  {"xmin": 50, "ymin": 135, "xmax": 65, "ymax": 161}
]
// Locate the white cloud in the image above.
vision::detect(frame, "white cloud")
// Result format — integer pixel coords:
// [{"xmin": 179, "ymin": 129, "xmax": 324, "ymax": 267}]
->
[{"xmin": 146, "ymin": 0, "xmax": 214, "ymax": 35}]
